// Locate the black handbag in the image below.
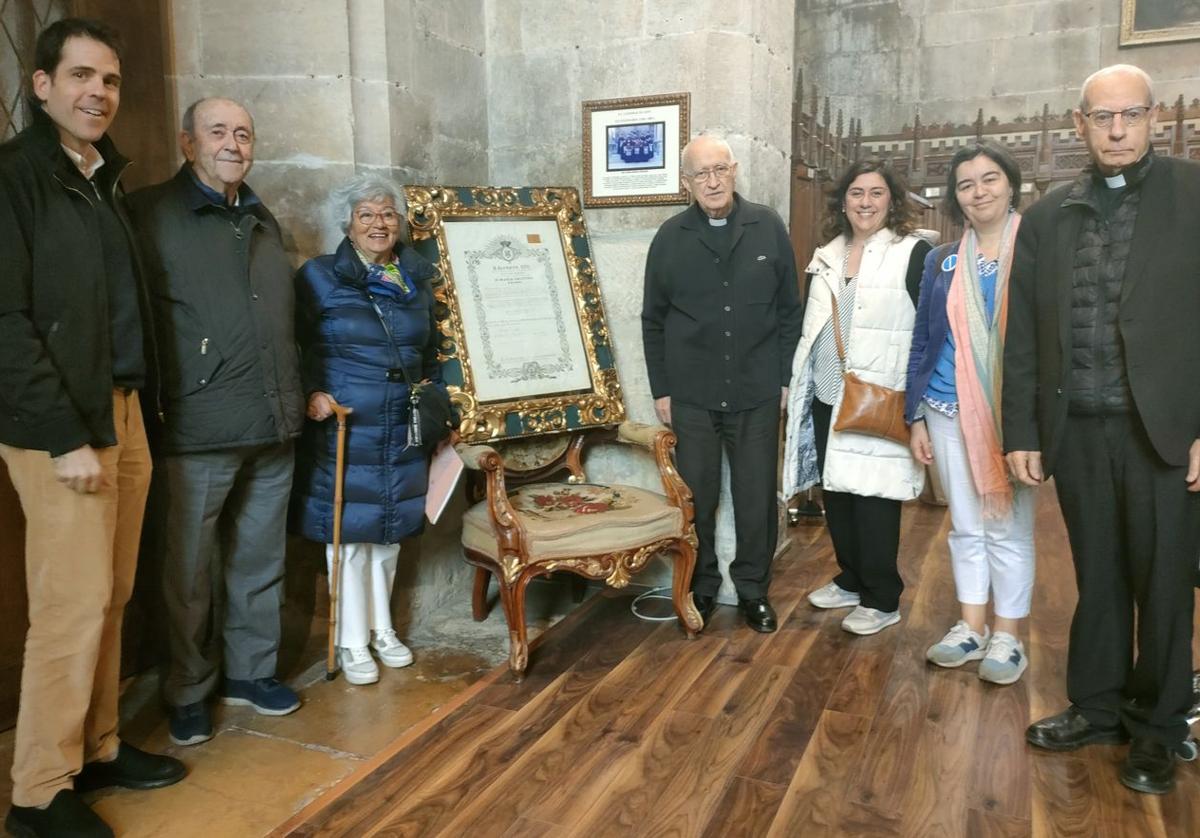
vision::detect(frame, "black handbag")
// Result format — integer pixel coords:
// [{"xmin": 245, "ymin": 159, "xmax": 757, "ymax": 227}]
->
[{"xmin": 368, "ymin": 294, "xmax": 455, "ymax": 453}]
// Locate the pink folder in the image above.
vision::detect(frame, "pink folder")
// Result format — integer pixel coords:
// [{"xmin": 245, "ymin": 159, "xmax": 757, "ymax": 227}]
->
[{"xmin": 425, "ymin": 443, "xmax": 465, "ymax": 525}]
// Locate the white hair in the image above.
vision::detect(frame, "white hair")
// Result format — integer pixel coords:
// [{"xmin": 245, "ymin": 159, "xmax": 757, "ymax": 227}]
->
[
  {"xmin": 1079, "ymin": 64, "xmax": 1155, "ymax": 111},
  {"xmin": 681, "ymin": 134, "xmax": 737, "ymax": 173},
  {"xmin": 324, "ymin": 172, "xmax": 409, "ymax": 245}
]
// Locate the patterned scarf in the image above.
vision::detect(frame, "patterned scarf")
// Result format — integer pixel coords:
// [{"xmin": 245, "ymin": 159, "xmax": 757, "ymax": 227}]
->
[
  {"xmin": 352, "ymin": 243, "xmax": 413, "ymax": 299},
  {"xmin": 945, "ymin": 212, "xmax": 1020, "ymax": 518}
]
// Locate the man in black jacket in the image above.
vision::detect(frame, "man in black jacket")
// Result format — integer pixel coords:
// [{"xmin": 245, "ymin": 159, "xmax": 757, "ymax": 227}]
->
[
  {"xmin": 127, "ymin": 97, "xmax": 305, "ymax": 749},
  {"xmin": 641, "ymin": 134, "xmax": 803, "ymax": 633},
  {"xmin": 0, "ymin": 19, "xmax": 184, "ymax": 838},
  {"xmin": 1003, "ymin": 64, "xmax": 1200, "ymax": 794}
]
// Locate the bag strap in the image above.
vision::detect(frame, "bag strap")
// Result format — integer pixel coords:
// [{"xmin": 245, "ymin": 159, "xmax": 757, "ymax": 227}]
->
[{"xmin": 829, "ymin": 247, "xmax": 851, "ymax": 367}]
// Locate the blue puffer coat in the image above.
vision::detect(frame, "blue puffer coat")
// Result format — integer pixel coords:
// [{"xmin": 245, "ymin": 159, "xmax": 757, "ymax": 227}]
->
[{"xmin": 289, "ymin": 237, "xmax": 441, "ymax": 544}]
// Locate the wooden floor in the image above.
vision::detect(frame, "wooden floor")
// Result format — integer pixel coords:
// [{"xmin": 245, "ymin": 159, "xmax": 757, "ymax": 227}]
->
[{"xmin": 276, "ymin": 485, "xmax": 1200, "ymax": 837}]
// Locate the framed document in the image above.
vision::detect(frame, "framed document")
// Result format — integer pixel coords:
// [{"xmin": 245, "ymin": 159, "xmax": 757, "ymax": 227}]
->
[
  {"xmin": 1120, "ymin": 0, "xmax": 1200, "ymax": 46},
  {"xmin": 404, "ymin": 186, "xmax": 625, "ymax": 442},
  {"xmin": 582, "ymin": 92, "xmax": 690, "ymax": 207}
]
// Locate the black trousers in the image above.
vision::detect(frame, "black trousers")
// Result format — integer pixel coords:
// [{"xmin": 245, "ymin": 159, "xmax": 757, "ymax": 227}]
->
[
  {"xmin": 672, "ymin": 399, "xmax": 780, "ymax": 600},
  {"xmin": 1054, "ymin": 412, "xmax": 1200, "ymax": 744},
  {"xmin": 812, "ymin": 399, "xmax": 904, "ymax": 612}
]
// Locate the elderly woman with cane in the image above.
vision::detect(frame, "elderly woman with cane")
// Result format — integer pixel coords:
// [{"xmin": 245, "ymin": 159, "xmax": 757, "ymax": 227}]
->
[
  {"xmin": 290, "ymin": 173, "xmax": 450, "ymax": 685},
  {"xmin": 905, "ymin": 142, "xmax": 1034, "ymax": 685}
]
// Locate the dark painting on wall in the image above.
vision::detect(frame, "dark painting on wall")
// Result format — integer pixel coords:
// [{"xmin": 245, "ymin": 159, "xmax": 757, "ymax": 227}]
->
[{"xmin": 1121, "ymin": 0, "xmax": 1200, "ymax": 45}]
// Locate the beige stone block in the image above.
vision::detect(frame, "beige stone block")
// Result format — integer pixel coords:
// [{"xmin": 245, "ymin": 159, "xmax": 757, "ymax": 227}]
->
[
  {"xmin": 630, "ymin": 32, "xmax": 708, "ymax": 98},
  {"xmin": 519, "ymin": 0, "xmax": 643, "ymax": 49},
  {"xmin": 918, "ymin": 42, "xmax": 996, "ymax": 102},
  {"xmin": 997, "ymin": 28, "xmax": 1101, "ymax": 100},
  {"xmin": 484, "ymin": 0, "xmax": 525, "ymax": 55},
  {"xmin": 646, "ymin": 0, "xmax": 750, "ymax": 34},
  {"xmin": 488, "ymin": 141, "xmax": 577, "ymax": 188},
  {"xmin": 163, "ymin": 1, "xmax": 202, "ymax": 77},
  {"xmin": 389, "ymin": 85, "xmax": 436, "ymax": 173},
  {"xmin": 350, "ymin": 78, "xmax": 395, "ymax": 168},
  {"xmin": 413, "ymin": 38, "xmax": 487, "ymax": 145},
  {"xmin": 924, "ymin": 8, "xmax": 1032, "ymax": 46},
  {"xmin": 431, "ymin": 0, "xmax": 487, "ymax": 53},
  {"xmin": 697, "ymin": 32, "xmax": 757, "ymax": 131},
  {"xmin": 245, "ymin": 160, "xmax": 356, "ymax": 258},
  {"xmin": 232, "ymin": 646, "xmax": 493, "ymax": 756},
  {"xmin": 89, "ymin": 730, "xmax": 357, "ymax": 838},
  {"xmin": 347, "ymin": 0, "xmax": 391, "ymax": 79},
  {"xmin": 197, "ymin": 2, "xmax": 351, "ymax": 77},
  {"xmin": 751, "ymin": 0, "xmax": 799, "ymax": 59},
  {"xmin": 487, "ymin": 51, "xmax": 578, "ymax": 152},
  {"xmin": 431, "ymin": 136, "xmax": 490, "ymax": 183}
]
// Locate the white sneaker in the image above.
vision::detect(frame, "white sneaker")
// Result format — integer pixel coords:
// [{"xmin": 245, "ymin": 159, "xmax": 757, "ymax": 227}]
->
[
  {"xmin": 807, "ymin": 581, "xmax": 861, "ymax": 610},
  {"xmin": 338, "ymin": 646, "xmax": 380, "ymax": 685},
  {"xmin": 371, "ymin": 629, "xmax": 414, "ymax": 668},
  {"xmin": 842, "ymin": 605, "xmax": 901, "ymax": 636},
  {"xmin": 978, "ymin": 631, "xmax": 1028, "ymax": 685},
  {"xmin": 926, "ymin": 621, "xmax": 990, "ymax": 668}
]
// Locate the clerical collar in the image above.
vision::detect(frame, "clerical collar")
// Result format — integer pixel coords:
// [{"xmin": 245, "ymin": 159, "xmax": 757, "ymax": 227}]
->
[
  {"xmin": 1089, "ymin": 149, "xmax": 1153, "ymax": 191},
  {"xmin": 1104, "ymin": 173, "xmax": 1126, "ymax": 189},
  {"xmin": 708, "ymin": 216, "xmax": 728, "ymax": 227}
]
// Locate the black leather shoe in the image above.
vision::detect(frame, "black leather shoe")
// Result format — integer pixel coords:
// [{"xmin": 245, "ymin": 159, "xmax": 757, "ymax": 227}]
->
[
  {"xmin": 1025, "ymin": 708, "xmax": 1128, "ymax": 751},
  {"xmin": 6, "ymin": 789, "xmax": 113, "ymax": 837},
  {"xmin": 75, "ymin": 742, "xmax": 186, "ymax": 792},
  {"xmin": 739, "ymin": 597, "xmax": 778, "ymax": 633},
  {"xmin": 693, "ymin": 595, "xmax": 717, "ymax": 625},
  {"xmin": 1120, "ymin": 738, "xmax": 1176, "ymax": 794}
]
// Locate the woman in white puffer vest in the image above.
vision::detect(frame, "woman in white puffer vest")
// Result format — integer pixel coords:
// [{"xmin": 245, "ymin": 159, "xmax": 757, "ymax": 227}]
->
[{"xmin": 782, "ymin": 160, "xmax": 930, "ymax": 636}]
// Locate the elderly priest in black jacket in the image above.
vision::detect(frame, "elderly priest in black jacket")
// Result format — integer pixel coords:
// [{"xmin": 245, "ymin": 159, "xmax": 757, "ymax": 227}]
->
[
  {"xmin": 641, "ymin": 133, "xmax": 803, "ymax": 633},
  {"xmin": 1003, "ymin": 64, "xmax": 1200, "ymax": 796}
]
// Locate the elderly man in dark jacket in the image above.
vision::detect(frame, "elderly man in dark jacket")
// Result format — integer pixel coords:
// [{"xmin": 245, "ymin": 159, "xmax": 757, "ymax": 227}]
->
[
  {"xmin": 127, "ymin": 97, "xmax": 304, "ymax": 748},
  {"xmin": 641, "ymin": 133, "xmax": 803, "ymax": 633},
  {"xmin": 0, "ymin": 19, "xmax": 184, "ymax": 838},
  {"xmin": 1003, "ymin": 64, "xmax": 1200, "ymax": 795}
]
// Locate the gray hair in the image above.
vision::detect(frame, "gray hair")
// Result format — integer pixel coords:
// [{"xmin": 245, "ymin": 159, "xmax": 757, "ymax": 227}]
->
[
  {"xmin": 180, "ymin": 97, "xmax": 255, "ymax": 136},
  {"xmin": 325, "ymin": 172, "xmax": 410, "ymax": 244},
  {"xmin": 681, "ymin": 133, "xmax": 737, "ymax": 174},
  {"xmin": 1078, "ymin": 64, "xmax": 1155, "ymax": 111}
]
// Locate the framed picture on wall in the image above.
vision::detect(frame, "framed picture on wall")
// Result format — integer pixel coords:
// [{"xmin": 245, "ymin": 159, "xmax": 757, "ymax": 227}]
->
[
  {"xmin": 582, "ymin": 92, "xmax": 690, "ymax": 207},
  {"xmin": 403, "ymin": 185, "xmax": 626, "ymax": 442},
  {"xmin": 1120, "ymin": 0, "xmax": 1200, "ymax": 46}
]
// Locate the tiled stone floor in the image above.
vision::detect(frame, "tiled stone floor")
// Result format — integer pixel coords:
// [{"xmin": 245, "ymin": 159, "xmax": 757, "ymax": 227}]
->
[{"xmin": 0, "ymin": 577, "xmax": 587, "ymax": 837}]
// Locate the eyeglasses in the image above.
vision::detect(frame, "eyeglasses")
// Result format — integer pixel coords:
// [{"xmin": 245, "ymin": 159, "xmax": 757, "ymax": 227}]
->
[
  {"xmin": 685, "ymin": 164, "xmax": 735, "ymax": 183},
  {"xmin": 354, "ymin": 209, "xmax": 402, "ymax": 226},
  {"xmin": 1081, "ymin": 106, "xmax": 1152, "ymax": 129}
]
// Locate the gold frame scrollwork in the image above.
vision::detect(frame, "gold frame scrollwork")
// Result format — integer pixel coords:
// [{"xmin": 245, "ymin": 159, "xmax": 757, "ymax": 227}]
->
[{"xmin": 405, "ymin": 185, "xmax": 625, "ymax": 443}]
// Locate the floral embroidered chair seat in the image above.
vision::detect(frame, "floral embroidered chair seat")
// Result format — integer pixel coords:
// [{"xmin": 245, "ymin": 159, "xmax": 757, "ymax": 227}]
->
[{"xmin": 457, "ymin": 421, "xmax": 702, "ymax": 678}]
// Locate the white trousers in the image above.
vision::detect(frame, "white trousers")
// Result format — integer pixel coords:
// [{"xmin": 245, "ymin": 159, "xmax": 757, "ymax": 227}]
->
[
  {"xmin": 325, "ymin": 542, "xmax": 400, "ymax": 648},
  {"xmin": 925, "ymin": 409, "xmax": 1036, "ymax": 619}
]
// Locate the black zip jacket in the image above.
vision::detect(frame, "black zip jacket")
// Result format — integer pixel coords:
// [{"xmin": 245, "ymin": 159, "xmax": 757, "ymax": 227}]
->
[{"xmin": 0, "ymin": 107, "xmax": 159, "ymax": 456}]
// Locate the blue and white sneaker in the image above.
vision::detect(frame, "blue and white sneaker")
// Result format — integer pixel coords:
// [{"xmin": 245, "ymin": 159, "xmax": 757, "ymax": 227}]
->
[
  {"xmin": 220, "ymin": 677, "xmax": 301, "ymax": 715},
  {"xmin": 926, "ymin": 620, "xmax": 990, "ymax": 668},
  {"xmin": 978, "ymin": 631, "xmax": 1028, "ymax": 685}
]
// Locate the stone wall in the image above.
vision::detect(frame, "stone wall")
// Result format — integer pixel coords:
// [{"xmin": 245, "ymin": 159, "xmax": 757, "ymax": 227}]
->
[
  {"xmin": 795, "ymin": 0, "xmax": 1200, "ymax": 134},
  {"xmin": 485, "ymin": 0, "xmax": 796, "ymax": 597},
  {"xmin": 163, "ymin": 0, "xmax": 796, "ymax": 625}
]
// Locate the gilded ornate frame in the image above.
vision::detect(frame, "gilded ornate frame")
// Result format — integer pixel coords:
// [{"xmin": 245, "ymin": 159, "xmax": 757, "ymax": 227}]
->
[
  {"xmin": 404, "ymin": 185, "xmax": 625, "ymax": 443},
  {"xmin": 582, "ymin": 91, "xmax": 690, "ymax": 207},
  {"xmin": 1120, "ymin": 0, "xmax": 1200, "ymax": 46}
]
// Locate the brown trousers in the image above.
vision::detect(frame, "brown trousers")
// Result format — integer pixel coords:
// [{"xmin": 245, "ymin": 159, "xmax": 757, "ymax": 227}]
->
[{"xmin": 0, "ymin": 391, "xmax": 151, "ymax": 807}]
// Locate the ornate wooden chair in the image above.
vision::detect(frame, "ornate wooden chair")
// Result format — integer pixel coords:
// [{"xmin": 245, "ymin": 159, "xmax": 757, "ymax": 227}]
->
[{"xmin": 457, "ymin": 421, "xmax": 703, "ymax": 678}]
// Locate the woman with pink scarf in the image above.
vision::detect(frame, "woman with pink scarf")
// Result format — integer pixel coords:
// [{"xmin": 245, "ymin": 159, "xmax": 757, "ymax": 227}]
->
[{"xmin": 905, "ymin": 142, "xmax": 1034, "ymax": 685}]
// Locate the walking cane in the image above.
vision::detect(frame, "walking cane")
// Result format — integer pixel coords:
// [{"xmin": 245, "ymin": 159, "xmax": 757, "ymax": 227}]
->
[{"xmin": 326, "ymin": 400, "xmax": 353, "ymax": 680}]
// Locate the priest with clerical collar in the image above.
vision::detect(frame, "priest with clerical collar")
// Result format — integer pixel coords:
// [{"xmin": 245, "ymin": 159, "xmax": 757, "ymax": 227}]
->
[
  {"xmin": 640, "ymin": 133, "xmax": 803, "ymax": 635},
  {"xmin": 1002, "ymin": 64, "xmax": 1200, "ymax": 796}
]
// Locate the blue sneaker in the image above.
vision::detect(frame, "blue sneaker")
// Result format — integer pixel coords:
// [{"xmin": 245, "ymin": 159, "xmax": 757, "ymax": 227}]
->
[
  {"xmin": 220, "ymin": 678, "xmax": 301, "ymax": 716},
  {"xmin": 978, "ymin": 632, "xmax": 1028, "ymax": 685},
  {"xmin": 926, "ymin": 620, "xmax": 989, "ymax": 668},
  {"xmin": 169, "ymin": 701, "xmax": 213, "ymax": 746}
]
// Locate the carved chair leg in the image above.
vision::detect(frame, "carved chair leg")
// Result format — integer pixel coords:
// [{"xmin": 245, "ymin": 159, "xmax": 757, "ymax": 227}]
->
[
  {"xmin": 472, "ymin": 566, "xmax": 491, "ymax": 622},
  {"xmin": 497, "ymin": 570, "xmax": 533, "ymax": 680},
  {"xmin": 671, "ymin": 540, "xmax": 703, "ymax": 637}
]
